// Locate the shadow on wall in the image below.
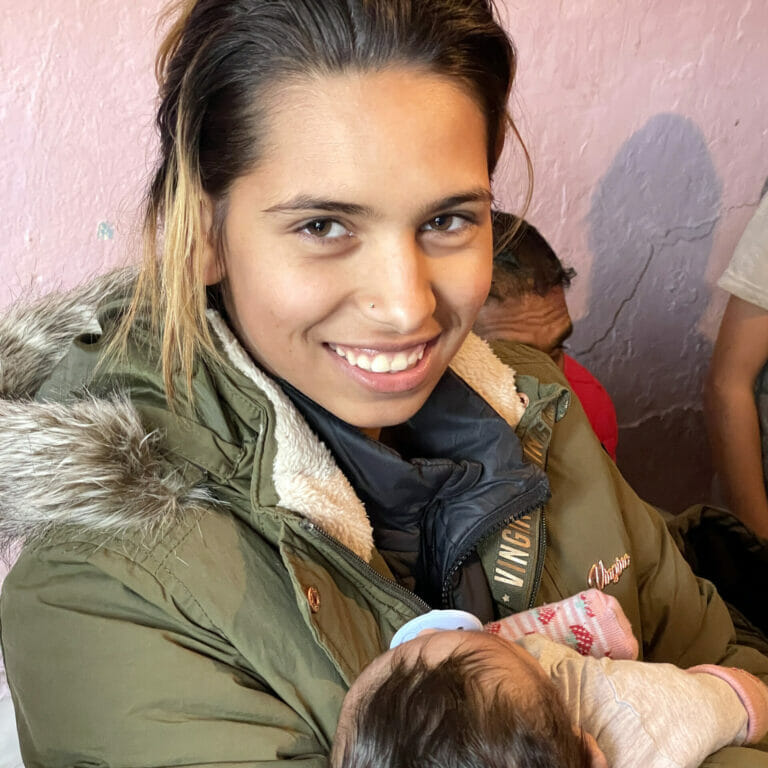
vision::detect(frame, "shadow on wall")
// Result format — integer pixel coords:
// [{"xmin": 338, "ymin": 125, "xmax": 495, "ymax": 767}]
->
[{"xmin": 571, "ymin": 113, "xmax": 721, "ymax": 513}]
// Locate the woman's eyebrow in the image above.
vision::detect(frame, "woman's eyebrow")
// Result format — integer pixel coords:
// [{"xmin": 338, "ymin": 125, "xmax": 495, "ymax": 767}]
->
[
  {"xmin": 418, "ymin": 188, "xmax": 493, "ymax": 218},
  {"xmin": 263, "ymin": 196, "xmax": 373, "ymax": 216},
  {"xmin": 262, "ymin": 188, "xmax": 493, "ymax": 217}
]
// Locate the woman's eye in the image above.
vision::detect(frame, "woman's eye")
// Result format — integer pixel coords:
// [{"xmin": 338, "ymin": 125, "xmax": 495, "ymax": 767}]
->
[
  {"xmin": 300, "ymin": 219, "xmax": 349, "ymax": 239},
  {"xmin": 422, "ymin": 215, "xmax": 468, "ymax": 233}
]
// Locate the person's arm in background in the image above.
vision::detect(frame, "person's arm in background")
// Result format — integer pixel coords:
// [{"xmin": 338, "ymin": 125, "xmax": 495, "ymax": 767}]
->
[{"xmin": 705, "ymin": 295, "xmax": 768, "ymax": 539}]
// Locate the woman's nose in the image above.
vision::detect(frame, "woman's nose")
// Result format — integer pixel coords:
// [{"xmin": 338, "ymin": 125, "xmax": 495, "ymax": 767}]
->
[{"xmin": 362, "ymin": 237, "xmax": 437, "ymax": 333}]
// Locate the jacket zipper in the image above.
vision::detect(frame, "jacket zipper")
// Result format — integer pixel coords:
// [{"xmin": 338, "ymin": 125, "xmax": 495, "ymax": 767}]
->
[
  {"xmin": 300, "ymin": 520, "xmax": 431, "ymax": 615},
  {"xmin": 439, "ymin": 483, "xmax": 549, "ymax": 608},
  {"xmin": 527, "ymin": 511, "xmax": 547, "ymax": 609}
]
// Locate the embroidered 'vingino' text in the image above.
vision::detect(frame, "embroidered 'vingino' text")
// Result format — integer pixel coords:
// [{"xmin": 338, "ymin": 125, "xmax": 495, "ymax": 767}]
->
[
  {"xmin": 588, "ymin": 553, "xmax": 631, "ymax": 590},
  {"xmin": 493, "ymin": 515, "xmax": 533, "ymax": 588}
]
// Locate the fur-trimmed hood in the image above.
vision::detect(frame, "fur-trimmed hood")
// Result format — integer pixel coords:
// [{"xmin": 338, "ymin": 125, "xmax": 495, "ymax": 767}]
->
[{"xmin": 0, "ymin": 272, "xmax": 526, "ymax": 562}]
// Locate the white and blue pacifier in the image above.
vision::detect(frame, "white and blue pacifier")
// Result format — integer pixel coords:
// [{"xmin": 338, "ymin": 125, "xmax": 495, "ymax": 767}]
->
[{"xmin": 389, "ymin": 609, "xmax": 484, "ymax": 649}]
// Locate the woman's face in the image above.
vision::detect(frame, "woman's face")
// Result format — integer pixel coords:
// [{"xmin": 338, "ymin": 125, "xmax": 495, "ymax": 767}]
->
[{"xmin": 207, "ymin": 68, "xmax": 494, "ymax": 433}]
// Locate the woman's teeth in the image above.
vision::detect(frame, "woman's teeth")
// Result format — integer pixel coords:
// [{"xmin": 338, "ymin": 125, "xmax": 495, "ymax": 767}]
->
[{"xmin": 329, "ymin": 343, "xmax": 426, "ymax": 373}]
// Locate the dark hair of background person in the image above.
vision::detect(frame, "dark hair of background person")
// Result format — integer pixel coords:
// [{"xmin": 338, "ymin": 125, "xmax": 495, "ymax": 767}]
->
[
  {"xmin": 490, "ymin": 211, "xmax": 576, "ymax": 300},
  {"xmin": 331, "ymin": 648, "xmax": 592, "ymax": 768},
  {"xmin": 113, "ymin": 0, "xmax": 532, "ymax": 402}
]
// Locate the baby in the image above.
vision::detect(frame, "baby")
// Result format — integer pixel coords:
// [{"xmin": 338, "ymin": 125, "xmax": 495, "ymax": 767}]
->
[{"xmin": 332, "ymin": 590, "xmax": 768, "ymax": 768}]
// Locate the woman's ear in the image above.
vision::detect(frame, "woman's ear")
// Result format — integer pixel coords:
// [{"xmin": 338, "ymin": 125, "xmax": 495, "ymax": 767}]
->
[
  {"xmin": 581, "ymin": 731, "xmax": 608, "ymax": 768},
  {"xmin": 201, "ymin": 195, "xmax": 225, "ymax": 285}
]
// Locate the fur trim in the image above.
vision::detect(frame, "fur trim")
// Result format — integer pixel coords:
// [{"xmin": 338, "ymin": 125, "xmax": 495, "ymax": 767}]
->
[
  {"xmin": 207, "ymin": 312, "xmax": 375, "ymax": 562},
  {"xmin": 0, "ymin": 268, "xmax": 135, "ymax": 400},
  {"xmin": 450, "ymin": 332, "xmax": 525, "ymax": 428},
  {"xmin": 0, "ymin": 396, "xmax": 212, "ymax": 554}
]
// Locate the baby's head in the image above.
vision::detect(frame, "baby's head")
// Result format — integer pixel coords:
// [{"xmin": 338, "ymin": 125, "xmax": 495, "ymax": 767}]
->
[{"xmin": 332, "ymin": 629, "xmax": 603, "ymax": 768}]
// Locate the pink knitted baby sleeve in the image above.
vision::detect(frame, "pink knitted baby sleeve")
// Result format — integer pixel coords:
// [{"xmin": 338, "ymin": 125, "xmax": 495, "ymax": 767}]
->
[{"xmin": 485, "ymin": 589, "xmax": 638, "ymax": 659}]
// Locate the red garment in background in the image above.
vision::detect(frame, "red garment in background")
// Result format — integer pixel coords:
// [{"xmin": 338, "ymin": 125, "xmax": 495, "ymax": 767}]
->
[{"xmin": 562, "ymin": 354, "xmax": 618, "ymax": 461}]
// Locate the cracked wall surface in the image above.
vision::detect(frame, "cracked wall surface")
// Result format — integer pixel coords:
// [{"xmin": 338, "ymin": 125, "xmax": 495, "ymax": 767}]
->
[
  {"xmin": 573, "ymin": 114, "xmax": 720, "ymax": 510},
  {"xmin": 2, "ymin": 1, "xmax": 768, "ymax": 510}
]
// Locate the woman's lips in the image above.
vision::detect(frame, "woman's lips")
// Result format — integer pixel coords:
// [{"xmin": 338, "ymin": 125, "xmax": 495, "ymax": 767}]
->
[
  {"xmin": 326, "ymin": 338, "xmax": 438, "ymax": 394},
  {"xmin": 327, "ymin": 342, "xmax": 426, "ymax": 373}
]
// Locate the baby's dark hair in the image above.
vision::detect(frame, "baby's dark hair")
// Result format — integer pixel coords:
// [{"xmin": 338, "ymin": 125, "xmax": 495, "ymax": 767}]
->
[
  {"xmin": 490, "ymin": 211, "xmax": 577, "ymax": 301},
  {"xmin": 332, "ymin": 644, "xmax": 591, "ymax": 768}
]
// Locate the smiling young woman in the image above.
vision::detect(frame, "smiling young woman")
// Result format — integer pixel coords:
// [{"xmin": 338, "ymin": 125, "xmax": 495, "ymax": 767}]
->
[
  {"xmin": 1, "ymin": 1, "xmax": 767, "ymax": 765},
  {"xmin": 205, "ymin": 70, "xmax": 494, "ymax": 436}
]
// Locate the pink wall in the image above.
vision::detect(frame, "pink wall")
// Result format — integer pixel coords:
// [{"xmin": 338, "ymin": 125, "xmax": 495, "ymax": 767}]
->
[
  {"xmin": 2, "ymin": 2, "xmax": 767, "ymax": 510},
  {"xmin": 0, "ymin": 3, "xmax": 159, "ymax": 300}
]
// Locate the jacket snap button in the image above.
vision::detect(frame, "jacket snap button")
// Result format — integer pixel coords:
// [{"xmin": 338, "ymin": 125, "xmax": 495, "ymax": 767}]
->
[{"xmin": 306, "ymin": 586, "xmax": 321, "ymax": 613}]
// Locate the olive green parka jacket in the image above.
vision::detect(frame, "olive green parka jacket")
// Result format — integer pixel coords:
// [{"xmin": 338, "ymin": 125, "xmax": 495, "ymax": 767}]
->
[{"xmin": 1, "ymin": 274, "xmax": 767, "ymax": 767}]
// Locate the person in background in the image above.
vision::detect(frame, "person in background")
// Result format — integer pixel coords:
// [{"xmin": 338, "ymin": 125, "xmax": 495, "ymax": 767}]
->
[
  {"xmin": 705, "ymin": 193, "xmax": 768, "ymax": 539},
  {"xmin": 474, "ymin": 213, "xmax": 619, "ymax": 460}
]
